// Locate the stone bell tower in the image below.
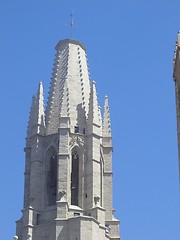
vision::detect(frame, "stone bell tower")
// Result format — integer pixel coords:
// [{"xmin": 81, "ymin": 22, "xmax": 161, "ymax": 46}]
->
[{"xmin": 15, "ymin": 39, "xmax": 120, "ymax": 240}]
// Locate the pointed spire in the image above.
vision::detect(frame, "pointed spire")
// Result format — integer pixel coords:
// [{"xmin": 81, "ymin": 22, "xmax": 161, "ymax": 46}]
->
[
  {"xmin": 27, "ymin": 95, "xmax": 36, "ymax": 138},
  {"xmin": 34, "ymin": 81, "xmax": 45, "ymax": 135},
  {"xmin": 27, "ymin": 82, "xmax": 45, "ymax": 137},
  {"xmin": 35, "ymin": 81, "xmax": 45, "ymax": 127},
  {"xmin": 103, "ymin": 95, "xmax": 111, "ymax": 137},
  {"xmin": 45, "ymin": 40, "xmax": 90, "ymax": 135},
  {"xmin": 87, "ymin": 81, "xmax": 102, "ymax": 128}
]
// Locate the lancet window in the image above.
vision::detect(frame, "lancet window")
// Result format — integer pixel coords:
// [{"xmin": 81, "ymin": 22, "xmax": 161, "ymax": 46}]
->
[
  {"xmin": 71, "ymin": 149, "xmax": 79, "ymax": 206},
  {"xmin": 46, "ymin": 147, "xmax": 57, "ymax": 206}
]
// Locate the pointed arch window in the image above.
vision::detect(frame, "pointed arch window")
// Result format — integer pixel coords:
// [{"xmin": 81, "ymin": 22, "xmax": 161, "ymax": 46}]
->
[
  {"xmin": 46, "ymin": 147, "xmax": 57, "ymax": 206},
  {"xmin": 71, "ymin": 150, "xmax": 79, "ymax": 206}
]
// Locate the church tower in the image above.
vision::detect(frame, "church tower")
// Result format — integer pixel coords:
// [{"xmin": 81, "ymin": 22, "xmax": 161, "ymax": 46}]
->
[
  {"xmin": 173, "ymin": 32, "xmax": 180, "ymax": 177},
  {"xmin": 15, "ymin": 39, "xmax": 120, "ymax": 240}
]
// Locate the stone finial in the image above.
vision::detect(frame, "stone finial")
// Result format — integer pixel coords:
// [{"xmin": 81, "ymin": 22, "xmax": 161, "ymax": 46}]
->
[
  {"xmin": 91, "ymin": 80, "xmax": 96, "ymax": 85},
  {"xmin": 13, "ymin": 236, "xmax": 18, "ymax": 240}
]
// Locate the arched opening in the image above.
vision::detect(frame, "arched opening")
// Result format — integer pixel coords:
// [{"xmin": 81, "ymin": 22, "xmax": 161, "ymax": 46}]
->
[
  {"xmin": 71, "ymin": 149, "xmax": 79, "ymax": 206},
  {"xmin": 46, "ymin": 147, "xmax": 57, "ymax": 206}
]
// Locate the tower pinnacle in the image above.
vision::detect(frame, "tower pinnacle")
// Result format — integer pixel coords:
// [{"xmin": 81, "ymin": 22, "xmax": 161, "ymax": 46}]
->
[
  {"xmin": 28, "ymin": 81, "xmax": 45, "ymax": 137},
  {"xmin": 103, "ymin": 95, "xmax": 112, "ymax": 137},
  {"xmin": 35, "ymin": 81, "xmax": 45, "ymax": 127},
  {"xmin": 87, "ymin": 81, "xmax": 102, "ymax": 130},
  {"xmin": 27, "ymin": 95, "xmax": 36, "ymax": 138}
]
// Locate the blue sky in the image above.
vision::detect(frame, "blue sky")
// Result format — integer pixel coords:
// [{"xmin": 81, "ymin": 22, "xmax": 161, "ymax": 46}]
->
[{"xmin": 0, "ymin": 0, "xmax": 180, "ymax": 239}]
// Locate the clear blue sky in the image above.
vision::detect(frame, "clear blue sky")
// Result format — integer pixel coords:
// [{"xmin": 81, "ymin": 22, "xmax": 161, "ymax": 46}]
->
[{"xmin": 0, "ymin": 0, "xmax": 180, "ymax": 239}]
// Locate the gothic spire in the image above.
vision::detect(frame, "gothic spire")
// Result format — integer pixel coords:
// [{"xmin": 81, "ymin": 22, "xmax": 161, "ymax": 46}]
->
[
  {"xmin": 103, "ymin": 95, "xmax": 111, "ymax": 137},
  {"xmin": 87, "ymin": 81, "xmax": 102, "ymax": 134},
  {"xmin": 27, "ymin": 82, "xmax": 45, "ymax": 137},
  {"xmin": 27, "ymin": 95, "xmax": 36, "ymax": 138},
  {"xmin": 35, "ymin": 81, "xmax": 45, "ymax": 127},
  {"xmin": 45, "ymin": 39, "xmax": 91, "ymax": 135}
]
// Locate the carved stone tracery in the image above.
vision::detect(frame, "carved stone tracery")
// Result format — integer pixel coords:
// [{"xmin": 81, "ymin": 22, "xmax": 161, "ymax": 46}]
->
[{"xmin": 69, "ymin": 135, "xmax": 84, "ymax": 148}]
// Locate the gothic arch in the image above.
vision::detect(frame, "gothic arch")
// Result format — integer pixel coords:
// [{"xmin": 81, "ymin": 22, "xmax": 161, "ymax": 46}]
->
[
  {"xmin": 45, "ymin": 146, "xmax": 57, "ymax": 206},
  {"xmin": 70, "ymin": 146, "xmax": 84, "ymax": 207}
]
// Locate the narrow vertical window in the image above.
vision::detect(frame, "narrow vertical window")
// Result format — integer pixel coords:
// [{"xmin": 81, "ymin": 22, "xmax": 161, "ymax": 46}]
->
[
  {"xmin": 71, "ymin": 150, "xmax": 79, "ymax": 206},
  {"xmin": 47, "ymin": 148, "xmax": 57, "ymax": 206}
]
